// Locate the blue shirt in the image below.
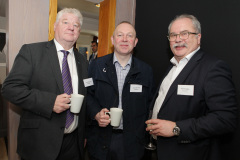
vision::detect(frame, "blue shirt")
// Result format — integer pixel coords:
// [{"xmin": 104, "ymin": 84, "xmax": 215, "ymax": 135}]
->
[{"xmin": 113, "ymin": 53, "xmax": 132, "ymax": 129}]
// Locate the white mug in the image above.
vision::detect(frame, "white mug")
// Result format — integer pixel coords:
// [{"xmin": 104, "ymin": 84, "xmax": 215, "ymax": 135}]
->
[
  {"xmin": 69, "ymin": 94, "xmax": 84, "ymax": 113},
  {"xmin": 105, "ymin": 108, "xmax": 123, "ymax": 127}
]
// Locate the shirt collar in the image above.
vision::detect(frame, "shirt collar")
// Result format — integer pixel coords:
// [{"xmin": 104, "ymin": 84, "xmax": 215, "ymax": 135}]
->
[
  {"xmin": 54, "ymin": 39, "xmax": 73, "ymax": 54},
  {"xmin": 170, "ymin": 47, "xmax": 200, "ymax": 66},
  {"xmin": 113, "ymin": 53, "xmax": 132, "ymax": 68}
]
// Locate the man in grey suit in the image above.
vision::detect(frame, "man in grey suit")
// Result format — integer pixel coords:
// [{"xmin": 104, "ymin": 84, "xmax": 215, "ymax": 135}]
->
[
  {"xmin": 146, "ymin": 14, "xmax": 238, "ymax": 160},
  {"xmin": 1, "ymin": 8, "xmax": 88, "ymax": 160}
]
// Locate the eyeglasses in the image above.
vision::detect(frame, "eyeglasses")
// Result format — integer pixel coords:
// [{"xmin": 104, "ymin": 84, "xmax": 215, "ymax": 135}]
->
[{"xmin": 167, "ymin": 31, "xmax": 199, "ymax": 42}]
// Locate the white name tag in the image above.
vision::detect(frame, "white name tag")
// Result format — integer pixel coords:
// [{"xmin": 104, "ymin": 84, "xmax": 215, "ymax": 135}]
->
[
  {"xmin": 130, "ymin": 84, "xmax": 142, "ymax": 92},
  {"xmin": 83, "ymin": 78, "xmax": 94, "ymax": 87},
  {"xmin": 177, "ymin": 85, "xmax": 194, "ymax": 96}
]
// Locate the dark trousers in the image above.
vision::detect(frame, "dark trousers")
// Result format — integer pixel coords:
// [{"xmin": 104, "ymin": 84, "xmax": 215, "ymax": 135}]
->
[
  {"xmin": 56, "ymin": 129, "xmax": 80, "ymax": 160},
  {"xmin": 21, "ymin": 130, "xmax": 80, "ymax": 160},
  {"xmin": 107, "ymin": 132, "xmax": 124, "ymax": 160}
]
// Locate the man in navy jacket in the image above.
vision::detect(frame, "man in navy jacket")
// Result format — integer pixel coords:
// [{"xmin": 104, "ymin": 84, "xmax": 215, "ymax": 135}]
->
[{"xmin": 87, "ymin": 21, "xmax": 155, "ymax": 160}]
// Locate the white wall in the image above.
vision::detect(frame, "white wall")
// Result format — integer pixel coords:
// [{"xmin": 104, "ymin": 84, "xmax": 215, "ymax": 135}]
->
[
  {"xmin": 0, "ymin": 16, "xmax": 6, "ymax": 30},
  {"xmin": 82, "ymin": 17, "xmax": 99, "ymax": 32}
]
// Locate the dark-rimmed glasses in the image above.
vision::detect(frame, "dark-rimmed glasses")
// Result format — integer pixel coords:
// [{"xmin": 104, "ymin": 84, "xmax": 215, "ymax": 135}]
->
[{"xmin": 167, "ymin": 31, "xmax": 198, "ymax": 42}]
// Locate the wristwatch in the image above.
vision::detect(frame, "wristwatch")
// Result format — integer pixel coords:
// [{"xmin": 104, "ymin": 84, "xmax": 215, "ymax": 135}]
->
[{"xmin": 173, "ymin": 125, "xmax": 181, "ymax": 136}]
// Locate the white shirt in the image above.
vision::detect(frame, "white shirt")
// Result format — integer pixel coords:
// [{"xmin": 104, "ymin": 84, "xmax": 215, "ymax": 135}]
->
[
  {"xmin": 93, "ymin": 51, "xmax": 98, "ymax": 59},
  {"xmin": 152, "ymin": 47, "xmax": 200, "ymax": 120},
  {"xmin": 54, "ymin": 39, "xmax": 79, "ymax": 134}
]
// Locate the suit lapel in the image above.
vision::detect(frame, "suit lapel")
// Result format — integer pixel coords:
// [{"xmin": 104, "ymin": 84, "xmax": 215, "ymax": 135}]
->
[
  {"xmin": 46, "ymin": 40, "xmax": 64, "ymax": 93},
  {"xmin": 74, "ymin": 50, "xmax": 86, "ymax": 95},
  {"xmin": 160, "ymin": 50, "xmax": 204, "ymax": 110}
]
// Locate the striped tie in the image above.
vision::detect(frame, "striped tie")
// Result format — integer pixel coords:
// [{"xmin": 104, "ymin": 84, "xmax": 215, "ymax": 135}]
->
[{"xmin": 61, "ymin": 50, "xmax": 74, "ymax": 128}]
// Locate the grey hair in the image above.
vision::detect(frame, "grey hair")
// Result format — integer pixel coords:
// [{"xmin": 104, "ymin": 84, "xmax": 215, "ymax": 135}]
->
[
  {"xmin": 168, "ymin": 14, "xmax": 201, "ymax": 34},
  {"xmin": 56, "ymin": 8, "xmax": 83, "ymax": 26}
]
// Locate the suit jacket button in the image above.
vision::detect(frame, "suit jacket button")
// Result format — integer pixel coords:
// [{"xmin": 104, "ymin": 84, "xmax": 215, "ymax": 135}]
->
[{"xmin": 102, "ymin": 146, "xmax": 108, "ymax": 149}]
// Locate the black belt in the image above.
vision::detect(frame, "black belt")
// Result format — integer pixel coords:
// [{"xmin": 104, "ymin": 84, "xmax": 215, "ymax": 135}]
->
[{"xmin": 112, "ymin": 129, "xmax": 123, "ymax": 134}]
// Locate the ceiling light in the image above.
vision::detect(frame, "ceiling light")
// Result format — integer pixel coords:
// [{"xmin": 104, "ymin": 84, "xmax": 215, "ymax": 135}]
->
[
  {"xmin": 95, "ymin": 3, "xmax": 100, "ymax": 7},
  {"xmin": 85, "ymin": 0, "xmax": 104, "ymax": 3}
]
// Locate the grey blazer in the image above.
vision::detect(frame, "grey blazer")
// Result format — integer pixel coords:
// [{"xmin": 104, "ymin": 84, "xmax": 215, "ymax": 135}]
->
[{"xmin": 1, "ymin": 40, "xmax": 88, "ymax": 160}]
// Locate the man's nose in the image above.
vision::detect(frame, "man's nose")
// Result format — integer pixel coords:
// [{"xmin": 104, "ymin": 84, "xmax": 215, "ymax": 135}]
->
[
  {"xmin": 123, "ymin": 35, "xmax": 128, "ymax": 41},
  {"xmin": 68, "ymin": 24, "xmax": 74, "ymax": 30},
  {"xmin": 175, "ymin": 34, "xmax": 182, "ymax": 42}
]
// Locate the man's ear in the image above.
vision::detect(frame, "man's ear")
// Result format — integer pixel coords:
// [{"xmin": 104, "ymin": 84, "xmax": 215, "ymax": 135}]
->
[
  {"xmin": 111, "ymin": 36, "xmax": 114, "ymax": 45},
  {"xmin": 54, "ymin": 22, "xmax": 57, "ymax": 31},
  {"xmin": 197, "ymin": 33, "xmax": 201, "ymax": 45},
  {"xmin": 134, "ymin": 38, "xmax": 138, "ymax": 47}
]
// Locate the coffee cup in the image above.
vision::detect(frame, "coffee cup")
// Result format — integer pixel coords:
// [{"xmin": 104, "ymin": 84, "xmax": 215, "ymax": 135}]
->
[
  {"xmin": 105, "ymin": 108, "xmax": 123, "ymax": 127},
  {"xmin": 69, "ymin": 94, "xmax": 84, "ymax": 113}
]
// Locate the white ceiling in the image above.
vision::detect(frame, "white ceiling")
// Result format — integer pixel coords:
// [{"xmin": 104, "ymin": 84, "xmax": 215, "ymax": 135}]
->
[{"xmin": 58, "ymin": 0, "xmax": 100, "ymax": 19}]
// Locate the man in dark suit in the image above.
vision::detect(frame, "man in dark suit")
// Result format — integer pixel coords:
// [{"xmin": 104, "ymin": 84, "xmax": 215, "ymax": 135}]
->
[
  {"xmin": 87, "ymin": 21, "xmax": 155, "ymax": 160},
  {"xmin": 146, "ymin": 14, "xmax": 238, "ymax": 160},
  {"xmin": 1, "ymin": 8, "xmax": 88, "ymax": 160},
  {"xmin": 89, "ymin": 40, "xmax": 98, "ymax": 64}
]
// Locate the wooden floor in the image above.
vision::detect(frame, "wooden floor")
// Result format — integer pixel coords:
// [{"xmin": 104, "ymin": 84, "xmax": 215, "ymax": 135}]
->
[{"xmin": 0, "ymin": 138, "xmax": 8, "ymax": 160}]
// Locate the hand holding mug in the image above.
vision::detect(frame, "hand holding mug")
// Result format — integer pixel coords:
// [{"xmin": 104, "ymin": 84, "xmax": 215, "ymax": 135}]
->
[
  {"xmin": 53, "ymin": 93, "xmax": 71, "ymax": 113},
  {"xmin": 95, "ymin": 108, "xmax": 111, "ymax": 127}
]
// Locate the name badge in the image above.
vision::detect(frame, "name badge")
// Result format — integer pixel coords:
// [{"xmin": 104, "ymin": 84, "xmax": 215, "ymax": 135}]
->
[
  {"xmin": 177, "ymin": 85, "xmax": 194, "ymax": 96},
  {"xmin": 83, "ymin": 78, "xmax": 94, "ymax": 87},
  {"xmin": 130, "ymin": 84, "xmax": 142, "ymax": 92}
]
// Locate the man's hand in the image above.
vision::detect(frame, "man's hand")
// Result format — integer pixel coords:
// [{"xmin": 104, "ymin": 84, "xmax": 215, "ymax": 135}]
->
[
  {"xmin": 53, "ymin": 93, "xmax": 71, "ymax": 113},
  {"xmin": 95, "ymin": 108, "xmax": 111, "ymax": 127},
  {"xmin": 146, "ymin": 119, "xmax": 176, "ymax": 137}
]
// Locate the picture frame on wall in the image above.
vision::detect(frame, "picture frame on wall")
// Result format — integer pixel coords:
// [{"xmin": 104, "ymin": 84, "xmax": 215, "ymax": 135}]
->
[
  {"xmin": 0, "ymin": 29, "xmax": 6, "ymax": 84},
  {"xmin": 0, "ymin": 29, "xmax": 6, "ymax": 65}
]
